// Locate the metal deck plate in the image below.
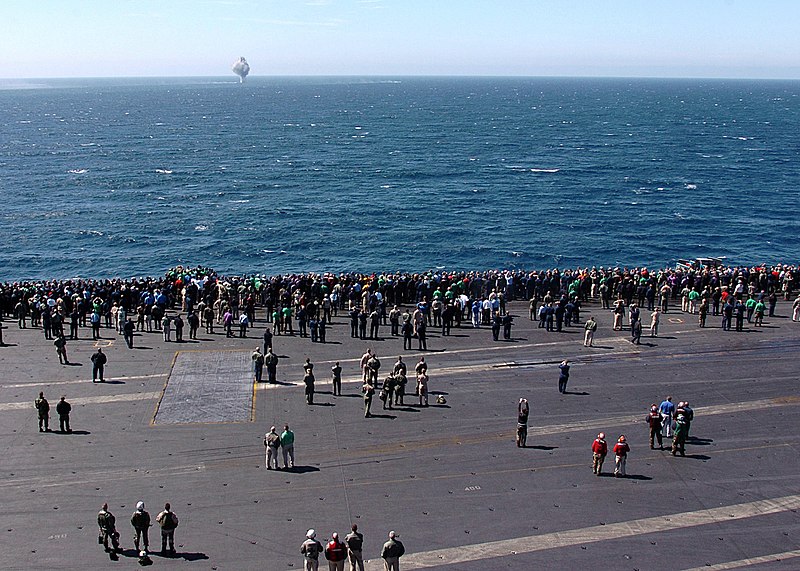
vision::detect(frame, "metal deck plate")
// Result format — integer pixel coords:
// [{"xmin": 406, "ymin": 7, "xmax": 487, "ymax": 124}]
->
[{"xmin": 154, "ymin": 350, "xmax": 253, "ymax": 424}]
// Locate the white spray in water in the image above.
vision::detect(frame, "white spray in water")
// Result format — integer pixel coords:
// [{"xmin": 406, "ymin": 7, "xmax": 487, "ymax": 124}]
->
[{"xmin": 232, "ymin": 57, "xmax": 250, "ymax": 83}]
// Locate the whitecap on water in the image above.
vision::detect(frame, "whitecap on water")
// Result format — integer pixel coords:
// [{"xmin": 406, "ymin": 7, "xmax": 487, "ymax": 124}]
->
[
  {"xmin": 155, "ymin": 169, "xmax": 173, "ymax": 174},
  {"xmin": 194, "ymin": 225, "xmax": 209, "ymax": 231},
  {"xmin": 68, "ymin": 169, "xmax": 88, "ymax": 174},
  {"xmin": 686, "ymin": 184, "xmax": 698, "ymax": 190},
  {"xmin": 530, "ymin": 168, "xmax": 559, "ymax": 173}
]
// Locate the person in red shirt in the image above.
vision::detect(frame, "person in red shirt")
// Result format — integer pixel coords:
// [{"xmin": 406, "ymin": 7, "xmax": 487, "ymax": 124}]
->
[
  {"xmin": 613, "ymin": 435, "xmax": 630, "ymax": 477},
  {"xmin": 324, "ymin": 532, "xmax": 347, "ymax": 571},
  {"xmin": 646, "ymin": 404, "xmax": 663, "ymax": 450},
  {"xmin": 591, "ymin": 432, "xmax": 607, "ymax": 476}
]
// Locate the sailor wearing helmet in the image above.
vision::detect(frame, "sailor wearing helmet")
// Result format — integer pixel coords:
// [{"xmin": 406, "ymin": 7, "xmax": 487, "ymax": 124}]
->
[
  {"xmin": 613, "ymin": 435, "xmax": 630, "ymax": 477},
  {"xmin": 300, "ymin": 529, "xmax": 323, "ymax": 570}
]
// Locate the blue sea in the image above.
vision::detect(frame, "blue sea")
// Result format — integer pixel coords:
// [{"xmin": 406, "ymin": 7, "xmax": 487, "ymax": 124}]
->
[{"xmin": 0, "ymin": 76, "xmax": 798, "ymax": 281}]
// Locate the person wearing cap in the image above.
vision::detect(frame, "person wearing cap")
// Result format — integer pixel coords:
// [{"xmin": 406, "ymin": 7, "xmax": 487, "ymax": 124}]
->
[
  {"xmin": 646, "ymin": 404, "xmax": 663, "ymax": 449},
  {"xmin": 380, "ymin": 530, "xmax": 405, "ymax": 571},
  {"xmin": 613, "ymin": 435, "xmax": 630, "ymax": 477},
  {"xmin": 264, "ymin": 426, "xmax": 281, "ymax": 469},
  {"xmin": 591, "ymin": 432, "xmax": 607, "ymax": 475},
  {"xmin": 130, "ymin": 501, "xmax": 151, "ymax": 553},
  {"xmin": 301, "ymin": 529, "xmax": 323, "ymax": 571},
  {"xmin": 671, "ymin": 412, "xmax": 689, "ymax": 457},
  {"xmin": 344, "ymin": 524, "xmax": 365, "ymax": 571},
  {"xmin": 557, "ymin": 360, "xmax": 570, "ymax": 394},
  {"xmin": 252, "ymin": 347, "xmax": 265, "ymax": 383},
  {"xmin": 324, "ymin": 532, "xmax": 347, "ymax": 571},
  {"xmin": 516, "ymin": 398, "xmax": 529, "ymax": 448}
]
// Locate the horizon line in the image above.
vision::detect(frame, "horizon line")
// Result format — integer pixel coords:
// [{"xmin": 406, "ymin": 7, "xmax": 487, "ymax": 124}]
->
[{"xmin": 2, "ymin": 73, "xmax": 800, "ymax": 82}]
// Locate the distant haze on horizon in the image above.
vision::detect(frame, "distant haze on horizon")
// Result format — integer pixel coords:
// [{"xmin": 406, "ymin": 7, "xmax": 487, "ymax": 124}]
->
[{"xmin": 1, "ymin": 0, "xmax": 799, "ymax": 80}]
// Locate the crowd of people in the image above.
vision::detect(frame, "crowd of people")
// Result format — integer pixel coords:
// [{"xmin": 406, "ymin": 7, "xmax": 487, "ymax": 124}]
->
[{"xmin": 1, "ymin": 262, "xmax": 796, "ymax": 351}]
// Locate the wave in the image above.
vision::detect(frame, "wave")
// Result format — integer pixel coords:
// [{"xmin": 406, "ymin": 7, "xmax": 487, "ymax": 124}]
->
[
  {"xmin": 68, "ymin": 169, "xmax": 88, "ymax": 174},
  {"xmin": 505, "ymin": 165, "xmax": 560, "ymax": 173},
  {"xmin": 155, "ymin": 169, "xmax": 173, "ymax": 174}
]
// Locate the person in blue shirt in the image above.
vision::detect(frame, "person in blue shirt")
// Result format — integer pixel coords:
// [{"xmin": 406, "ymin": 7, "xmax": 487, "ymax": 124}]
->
[{"xmin": 659, "ymin": 396, "xmax": 675, "ymax": 438}]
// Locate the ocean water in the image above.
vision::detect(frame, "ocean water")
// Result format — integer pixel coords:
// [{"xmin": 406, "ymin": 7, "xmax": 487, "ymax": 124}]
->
[{"xmin": 0, "ymin": 76, "xmax": 798, "ymax": 281}]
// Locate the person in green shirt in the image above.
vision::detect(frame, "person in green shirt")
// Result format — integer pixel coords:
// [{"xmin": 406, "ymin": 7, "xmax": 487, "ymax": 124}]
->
[
  {"xmin": 281, "ymin": 425, "xmax": 295, "ymax": 469},
  {"xmin": 745, "ymin": 296, "xmax": 757, "ymax": 322},
  {"xmin": 688, "ymin": 289, "xmax": 700, "ymax": 314},
  {"xmin": 282, "ymin": 306, "xmax": 294, "ymax": 335},
  {"xmin": 753, "ymin": 300, "xmax": 766, "ymax": 326}
]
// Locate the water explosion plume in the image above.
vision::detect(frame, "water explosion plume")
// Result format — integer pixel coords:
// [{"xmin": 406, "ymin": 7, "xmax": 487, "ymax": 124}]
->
[{"xmin": 232, "ymin": 57, "xmax": 250, "ymax": 83}]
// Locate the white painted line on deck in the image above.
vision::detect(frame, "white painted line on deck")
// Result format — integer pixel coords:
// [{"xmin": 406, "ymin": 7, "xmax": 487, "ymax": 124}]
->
[
  {"xmin": 0, "ymin": 391, "xmax": 162, "ymax": 411},
  {"xmin": 3, "ymin": 373, "xmax": 167, "ymax": 389},
  {"xmin": 0, "ymin": 463, "xmax": 206, "ymax": 490},
  {"xmin": 681, "ymin": 549, "xmax": 800, "ymax": 571},
  {"xmin": 358, "ymin": 494, "xmax": 800, "ymax": 570},
  {"xmin": 525, "ymin": 396, "xmax": 800, "ymax": 439}
]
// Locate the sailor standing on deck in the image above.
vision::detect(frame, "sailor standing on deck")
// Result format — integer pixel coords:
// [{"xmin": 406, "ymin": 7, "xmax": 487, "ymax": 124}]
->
[
  {"xmin": 659, "ymin": 396, "xmax": 675, "ymax": 438},
  {"xmin": 583, "ymin": 315, "xmax": 597, "ymax": 346},
  {"xmin": 345, "ymin": 524, "xmax": 365, "ymax": 571},
  {"xmin": 252, "ymin": 347, "xmax": 264, "ymax": 383},
  {"xmin": 301, "ymin": 529, "xmax": 323, "ymax": 571},
  {"xmin": 35, "ymin": 391, "xmax": 50, "ymax": 432}
]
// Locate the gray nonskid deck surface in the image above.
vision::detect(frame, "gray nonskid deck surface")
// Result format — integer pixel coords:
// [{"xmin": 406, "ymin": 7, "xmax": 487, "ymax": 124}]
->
[
  {"xmin": 154, "ymin": 350, "xmax": 253, "ymax": 424},
  {"xmin": 3, "ymin": 297, "xmax": 800, "ymax": 570}
]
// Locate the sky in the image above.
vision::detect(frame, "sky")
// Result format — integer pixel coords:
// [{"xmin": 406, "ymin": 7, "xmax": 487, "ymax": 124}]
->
[{"xmin": 1, "ymin": 0, "xmax": 799, "ymax": 79}]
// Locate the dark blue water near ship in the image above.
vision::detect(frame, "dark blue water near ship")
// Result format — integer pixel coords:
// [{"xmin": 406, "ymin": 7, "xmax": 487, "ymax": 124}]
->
[{"xmin": 0, "ymin": 76, "xmax": 798, "ymax": 281}]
